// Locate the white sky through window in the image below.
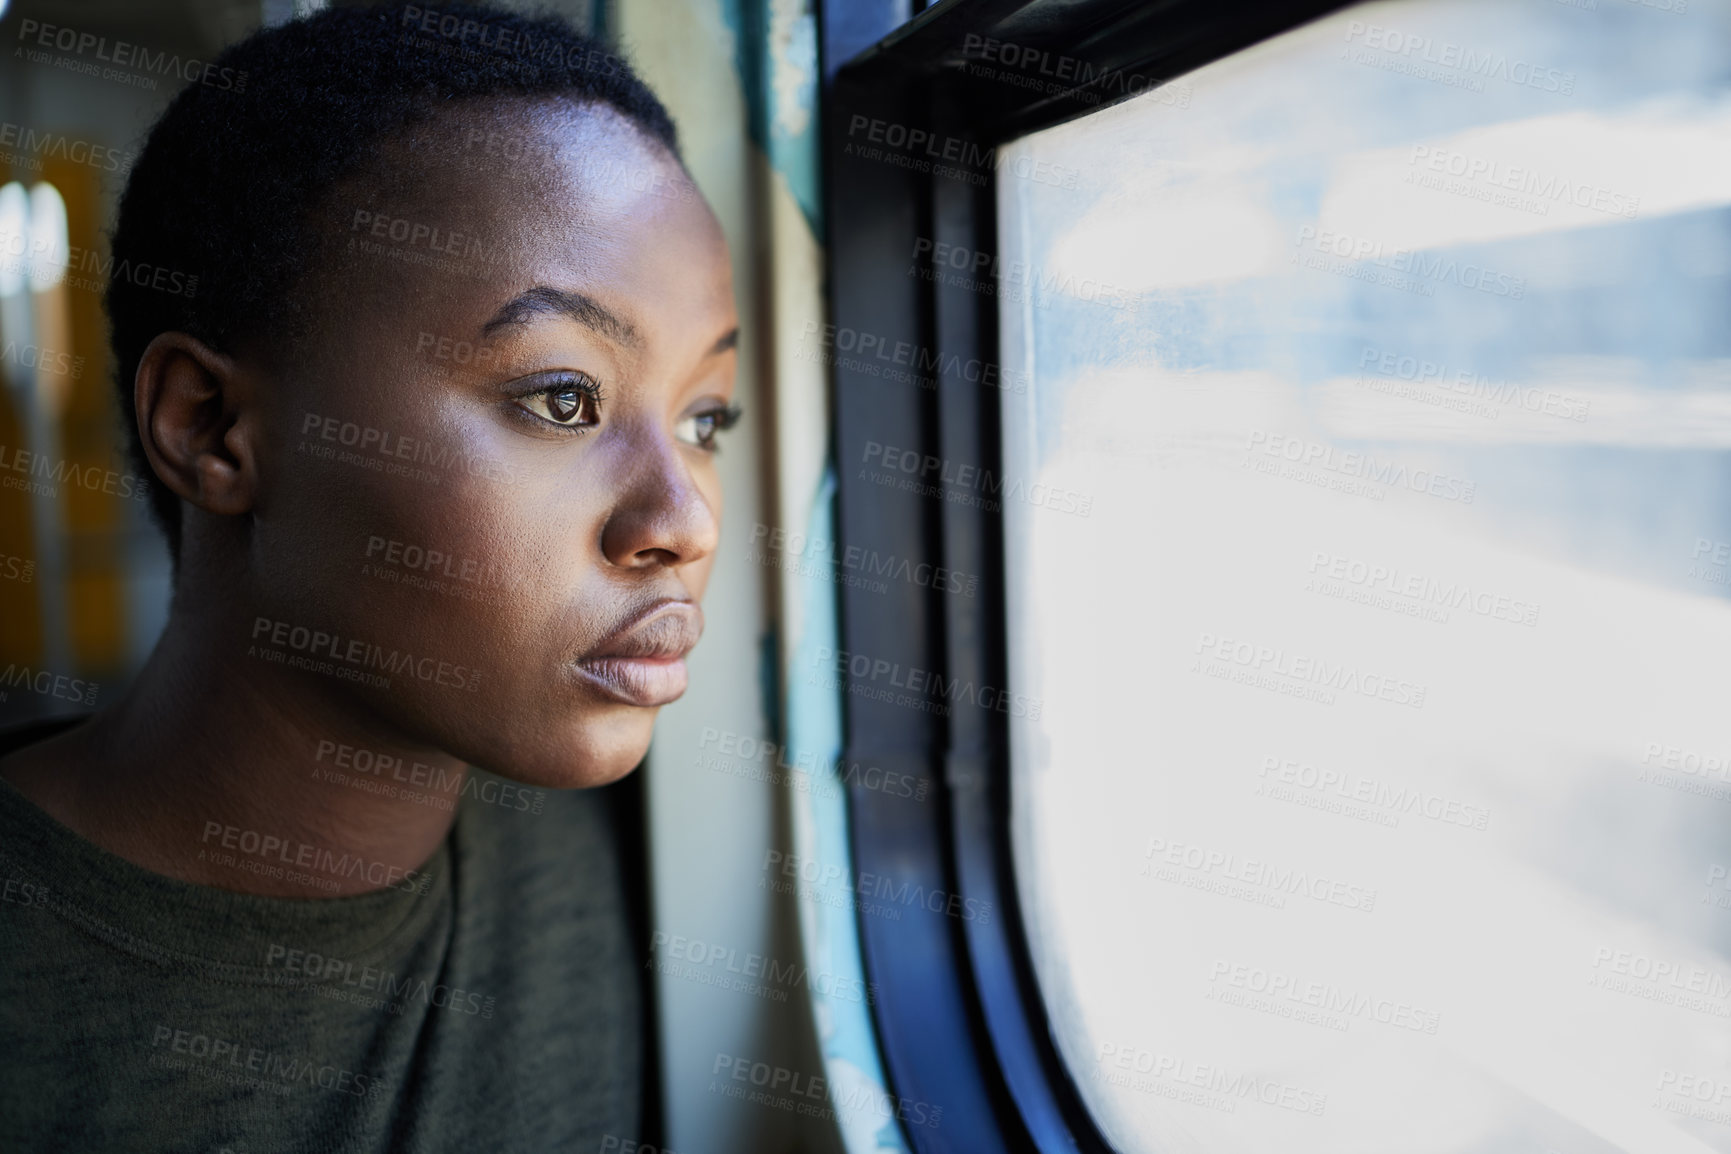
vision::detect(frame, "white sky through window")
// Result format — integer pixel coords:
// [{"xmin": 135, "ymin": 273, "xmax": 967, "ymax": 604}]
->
[{"xmin": 999, "ymin": 2, "xmax": 1731, "ymax": 1150}]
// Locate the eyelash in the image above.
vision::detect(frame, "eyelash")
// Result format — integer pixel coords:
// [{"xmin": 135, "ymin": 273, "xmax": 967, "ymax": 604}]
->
[
  {"xmin": 679, "ymin": 404, "xmax": 743, "ymax": 452},
  {"xmin": 511, "ymin": 374, "xmax": 741, "ymax": 451},
  {"xmin": 513, "ymin": 372, "xmax": 606, "ymax": 431}
]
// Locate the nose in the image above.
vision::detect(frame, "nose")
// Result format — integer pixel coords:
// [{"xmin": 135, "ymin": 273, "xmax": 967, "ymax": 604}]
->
[{"xmin": 599, "ymin": 424, "xmax": 720, "ymax": 571}]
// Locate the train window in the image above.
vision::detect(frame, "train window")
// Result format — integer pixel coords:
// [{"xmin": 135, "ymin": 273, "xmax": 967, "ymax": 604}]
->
[{"xmin": 998, "ymin": 0, "xmax": 1731, "ymax": 1149}]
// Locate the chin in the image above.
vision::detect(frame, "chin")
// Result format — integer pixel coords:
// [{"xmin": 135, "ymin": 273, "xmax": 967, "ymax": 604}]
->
[{"xmin": 473, "ymin": 706, "xmax": 659, "ymax": 790}]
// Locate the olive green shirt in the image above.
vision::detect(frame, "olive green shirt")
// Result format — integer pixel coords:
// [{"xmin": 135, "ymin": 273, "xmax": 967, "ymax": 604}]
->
[{"xmin": 0, "ymin": 721, "xmax": 644, "ymax": 1153}]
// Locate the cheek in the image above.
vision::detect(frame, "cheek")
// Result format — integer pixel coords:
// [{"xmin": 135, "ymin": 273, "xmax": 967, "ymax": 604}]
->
[
  {"xmin": 689, "ymin": 473, "xmax": 724, "ymax": 600},
  {"xmin": 685, "ymin": 556, "xmax": 718, "ymax": 603},
  {"xmin": 707, "ymin": 469, "xmax": 725, "ymax": 523},
  {"xmin": 266, "ymin": 373, "xmax": 514, "ymax": 597},
  {"xmin": 258, "ymin": 405, "xmax": 547, "ymax": 651},
  {"xmin": 373, "ymin": 467, "xmax": 570, "ymax": 608}
]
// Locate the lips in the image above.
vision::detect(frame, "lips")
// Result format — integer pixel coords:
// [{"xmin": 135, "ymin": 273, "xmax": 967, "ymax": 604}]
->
[{"xmin": 574, "ymin": 599, "xmax": 703, "ymax": 707}]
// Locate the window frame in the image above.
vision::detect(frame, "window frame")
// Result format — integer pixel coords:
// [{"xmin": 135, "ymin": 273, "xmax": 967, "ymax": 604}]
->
[{"xmin": 819, "ymin": 0, "xmax": 1354, "ymax": 1149}]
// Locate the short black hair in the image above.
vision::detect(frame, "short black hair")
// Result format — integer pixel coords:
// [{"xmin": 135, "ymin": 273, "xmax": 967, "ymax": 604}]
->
[{"xmin": 107, "ymin": 1, "xmax": 680, "ymax": 555}]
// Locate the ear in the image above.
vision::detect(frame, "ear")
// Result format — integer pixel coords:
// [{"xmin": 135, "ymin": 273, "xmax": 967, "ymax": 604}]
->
[{"xmin": 133, "ymin": 332, "xmax": 259, "ymax": 520}]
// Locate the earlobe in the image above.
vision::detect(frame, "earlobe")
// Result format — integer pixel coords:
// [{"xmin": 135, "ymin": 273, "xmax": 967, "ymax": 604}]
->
[{"xmin": 134, "ymin": 332, "xmax": 258, "ymax": 520}]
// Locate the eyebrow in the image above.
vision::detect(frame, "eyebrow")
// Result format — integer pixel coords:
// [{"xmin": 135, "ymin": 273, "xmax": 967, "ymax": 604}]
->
[
  {"xmin": 482, "ymin": 285, "xmax": 643, "ymax": 348},
  {"xmin": 710, "ymin": 327, "xmax": 740, "ymax": 356}
]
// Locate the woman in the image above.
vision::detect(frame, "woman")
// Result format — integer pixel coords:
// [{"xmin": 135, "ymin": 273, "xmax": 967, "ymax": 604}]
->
[{"xmin": 0, "ymin": 3, "xmax": 738, "ymax": 1149}]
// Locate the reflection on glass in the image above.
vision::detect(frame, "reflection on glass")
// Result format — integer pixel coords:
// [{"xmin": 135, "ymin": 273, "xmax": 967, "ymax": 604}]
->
[{"xmin": 998, "ymin": 1, "xmax": 1731, "ymax": 1149}]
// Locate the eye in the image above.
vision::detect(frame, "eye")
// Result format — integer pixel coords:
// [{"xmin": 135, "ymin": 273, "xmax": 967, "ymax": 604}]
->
[
  {"xmin": 515, "ymin": 373, "xmax": 603, "ymax": 430},
  {"xmin": 674, "ymin": 404, "xmax": 742, "ymax": 451}
]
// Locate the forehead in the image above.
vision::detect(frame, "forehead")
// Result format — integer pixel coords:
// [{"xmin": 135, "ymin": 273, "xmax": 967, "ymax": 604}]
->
[{"xmin": 315, "ymin": 98, "xmax": 733, "ymax": 351}]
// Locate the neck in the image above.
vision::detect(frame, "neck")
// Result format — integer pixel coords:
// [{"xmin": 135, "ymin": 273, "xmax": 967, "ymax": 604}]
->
[{"xmin": 0, "ymin": 598, "xmax": 466, "ymax": 897}]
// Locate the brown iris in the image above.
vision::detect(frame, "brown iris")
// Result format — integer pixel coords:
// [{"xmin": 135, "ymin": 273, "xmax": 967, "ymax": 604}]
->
[{"xmin": 547, "ymin": 387, "xmax": 582, "ymax": 422}]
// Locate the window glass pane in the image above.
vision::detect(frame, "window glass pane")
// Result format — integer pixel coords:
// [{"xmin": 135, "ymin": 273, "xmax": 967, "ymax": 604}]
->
[{"xmin": 998, "ymin": 1, "xmax": 1731, "ymax": 1149}]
